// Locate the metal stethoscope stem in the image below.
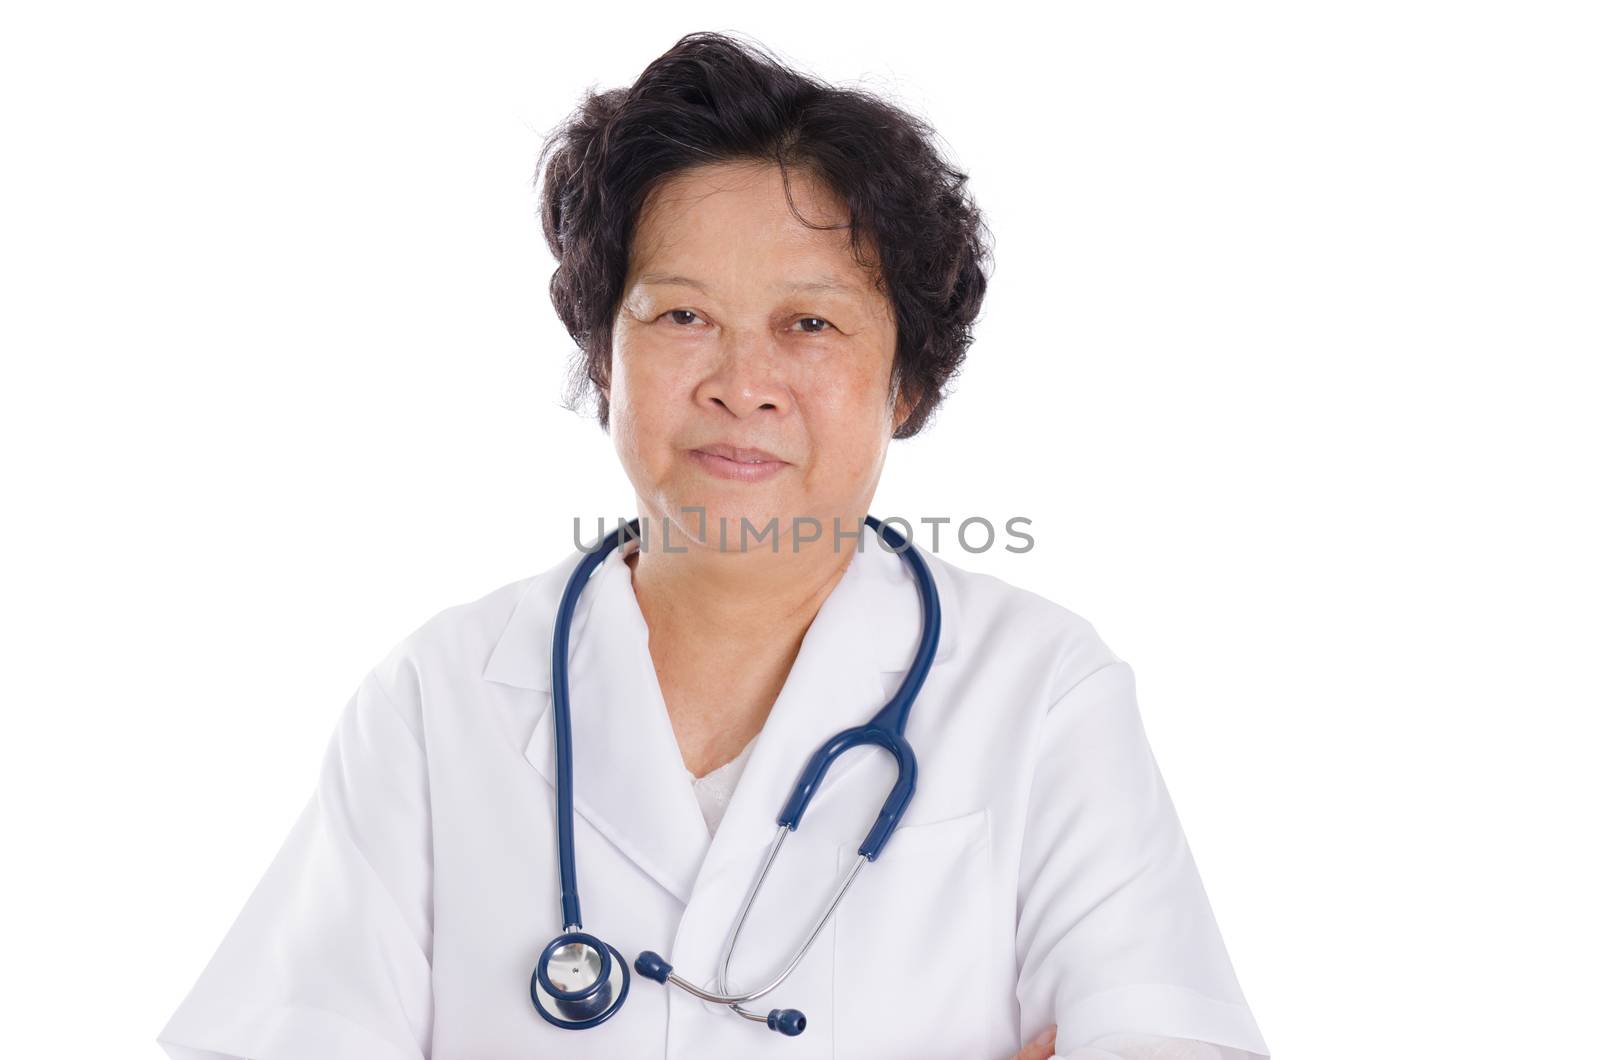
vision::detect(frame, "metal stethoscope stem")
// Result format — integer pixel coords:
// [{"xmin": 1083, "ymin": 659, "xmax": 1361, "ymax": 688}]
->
[
  {"xmin": 719, "ymin": 831, "xmax": 868, "ymax": 1025},
  {"xmin": 633, "ymin": 828, "xmax": 866, "ymax": 1037},
  {"xmin": 656, "ymin": 827, "xmax": 868, "ymax": 1011}
]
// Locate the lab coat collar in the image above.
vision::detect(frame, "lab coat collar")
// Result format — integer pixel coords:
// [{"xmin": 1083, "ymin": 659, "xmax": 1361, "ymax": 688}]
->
[{"xmin": 480, "ymin": 525, "xmax": 961, "ymax": 906}]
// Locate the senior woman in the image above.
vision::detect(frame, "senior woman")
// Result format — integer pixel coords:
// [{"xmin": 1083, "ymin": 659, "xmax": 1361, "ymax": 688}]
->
[{"xmin": 156, "ymin": 31, "xmax": 1269, "ymax": 1060}]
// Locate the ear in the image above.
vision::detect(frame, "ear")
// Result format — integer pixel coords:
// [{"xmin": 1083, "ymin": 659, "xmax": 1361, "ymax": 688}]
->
[{"xmin": 892, "ymin": 384, "xmax": 918, "ymax": 435}]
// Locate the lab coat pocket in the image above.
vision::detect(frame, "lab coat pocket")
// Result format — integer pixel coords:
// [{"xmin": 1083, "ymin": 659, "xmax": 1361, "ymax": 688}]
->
[{"xmin": 831, "ymin": 808, "xmax": 993, "ymax": 1060}]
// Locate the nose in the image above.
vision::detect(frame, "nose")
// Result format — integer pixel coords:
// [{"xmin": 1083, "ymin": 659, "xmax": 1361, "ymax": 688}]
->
[{"xmin": 694, "ymin": 332, "xmax": 790, "ymax": 419}]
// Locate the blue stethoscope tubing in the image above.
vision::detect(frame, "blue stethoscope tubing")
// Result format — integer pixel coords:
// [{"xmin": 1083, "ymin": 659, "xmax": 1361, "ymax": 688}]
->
[{"xmin": 531, "ymin": 514, "xmax": 941, "ymax": 1035}]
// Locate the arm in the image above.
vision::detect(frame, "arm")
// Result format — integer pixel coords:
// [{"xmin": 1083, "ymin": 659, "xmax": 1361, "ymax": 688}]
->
[
  {"xmin": 1013, "ymin": 658, "xmax": 1269, "ymax": 1057},
  {"xmin": 1012, "ymin": 1025, "xmax": 1266, "ymax": 1060},
  {"xmin": 156, "ymin": 668, "xmax": 435, "ymax": 1060}
]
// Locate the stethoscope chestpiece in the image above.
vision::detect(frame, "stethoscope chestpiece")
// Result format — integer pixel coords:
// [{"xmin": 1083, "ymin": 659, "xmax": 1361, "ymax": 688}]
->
[{"xmin": 530, "ymin": 930, "xmax": 631, "ymax": 1030}]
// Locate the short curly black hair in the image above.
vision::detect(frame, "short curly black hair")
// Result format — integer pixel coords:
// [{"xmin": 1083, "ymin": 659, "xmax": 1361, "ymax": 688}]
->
[{"xmin": 533, "ymin": 30, "xmax": 994, "ymax": 440}]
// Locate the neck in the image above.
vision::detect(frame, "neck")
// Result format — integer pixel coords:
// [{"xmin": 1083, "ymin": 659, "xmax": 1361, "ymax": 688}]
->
[
  {"xmin": 623, "ymin": 532, "xmax": 852, "ymax": 645},
  {"xmin": 619, "ymin": 514, "xmax": 860, "ymax": 776}
]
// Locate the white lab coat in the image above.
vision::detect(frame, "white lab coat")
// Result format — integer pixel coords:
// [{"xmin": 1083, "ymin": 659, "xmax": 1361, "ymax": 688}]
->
[{"xmin": 156, "ymin": 533, "xmax": 1270, "ymax": 1059}]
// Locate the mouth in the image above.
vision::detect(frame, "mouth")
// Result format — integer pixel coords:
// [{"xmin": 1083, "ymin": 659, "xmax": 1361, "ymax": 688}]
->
[
  {"xmin": 686, "ymin": 443, "xmax": 791, "ymax": 482},
  {"xmin": 689, "ymin": 443, "xmax": 786, "ymax": 465}
]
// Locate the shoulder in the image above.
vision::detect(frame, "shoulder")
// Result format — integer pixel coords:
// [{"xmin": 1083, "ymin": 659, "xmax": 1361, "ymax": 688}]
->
[
  {"xmin": 360, "ymin": 570, "xmax": 542, "ymax": 715},
  {"xmin": 929, "ymin": 549, "xmax": 1125, "ymax": 704}
]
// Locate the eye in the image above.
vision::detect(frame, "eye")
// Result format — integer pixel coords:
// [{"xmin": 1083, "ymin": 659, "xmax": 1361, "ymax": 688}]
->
[
  {"xmin": 792, "ymin": 316, "xmax": 835, "ymax": 335},
  {"xmin": 658, "ymin": 309, "xmax": 707, "ymax": 328}
]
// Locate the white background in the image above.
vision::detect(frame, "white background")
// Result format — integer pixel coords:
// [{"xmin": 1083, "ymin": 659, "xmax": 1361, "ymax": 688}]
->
[{"xmin": 3, "ymin": 3, "xmax": 1596, "ymax": 1057}]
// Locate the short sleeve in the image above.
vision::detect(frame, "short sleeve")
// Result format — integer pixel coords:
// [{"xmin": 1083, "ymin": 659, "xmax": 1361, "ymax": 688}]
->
[
  {"xmin": 1066, "ymin": 1033, "xmax": 1267, "ymax": 1059},
  {"xmin": 1014, "ymin": 659, "xmax": 1270, "ymax": 1058},
  {"xmin": 156, "ymin": 669, "xmax": 435, "ymax": 1060}
]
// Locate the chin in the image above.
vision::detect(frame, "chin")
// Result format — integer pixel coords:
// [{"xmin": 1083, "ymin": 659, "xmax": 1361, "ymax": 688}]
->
[{"xmin": 658, "ymin": 496, "xmax": 798, "ymax": 551}]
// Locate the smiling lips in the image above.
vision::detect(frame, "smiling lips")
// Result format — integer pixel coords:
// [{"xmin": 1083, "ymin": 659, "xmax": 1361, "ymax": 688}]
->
[{"xmin": 688, "ymin": 443, "xmax": 790, "ymax": 482}]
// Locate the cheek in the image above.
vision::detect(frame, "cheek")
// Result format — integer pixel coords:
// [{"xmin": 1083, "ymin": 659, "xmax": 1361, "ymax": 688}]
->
[
  {"xmin": 801, "ymin": 361, "xmax": 894, "ymax": 477},
  {"xmin": 613, "ymin": 326, "xmax": 705, "ymax": 402},
  {"xmin": 610, "ymin": 341, "xmax": 698, "ymax": 470}
]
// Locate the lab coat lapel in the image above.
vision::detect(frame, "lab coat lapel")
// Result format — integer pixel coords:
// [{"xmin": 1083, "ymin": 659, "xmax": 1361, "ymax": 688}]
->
[
  {"xmin": 736, "ymin": 534, "xmax": 959, "ymax": 839},
  {"xmin": 483, "ymin": 538, "xmax": 710, "ymax": 906}
]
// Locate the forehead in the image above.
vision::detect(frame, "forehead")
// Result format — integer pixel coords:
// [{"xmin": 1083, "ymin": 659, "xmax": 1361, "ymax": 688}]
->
[{"xmin": 627, "ymin": 161, "xmax": 879, "ymax": 296}]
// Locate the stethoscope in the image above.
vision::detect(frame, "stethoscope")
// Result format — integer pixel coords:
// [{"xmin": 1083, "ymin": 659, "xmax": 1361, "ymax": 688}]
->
[{"xmin": 529, "ymin": 514, "xmax": 941, "ymax": 1037}]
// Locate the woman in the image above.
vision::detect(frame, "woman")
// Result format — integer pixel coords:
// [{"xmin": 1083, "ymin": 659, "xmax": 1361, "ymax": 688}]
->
[{"xmin": 156, "ymin": 31, "xmax": 1269, "ymax": 1060}]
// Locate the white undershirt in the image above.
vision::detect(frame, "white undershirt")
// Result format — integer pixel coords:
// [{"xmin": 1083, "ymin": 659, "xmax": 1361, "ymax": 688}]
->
[{"xmin": 688, "ymin": 738, "xmax": 756, "ymax": 836}]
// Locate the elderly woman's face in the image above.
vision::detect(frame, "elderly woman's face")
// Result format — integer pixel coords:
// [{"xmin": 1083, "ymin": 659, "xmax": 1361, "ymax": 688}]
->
[{"xmin": 608, "ymin": 160, "xmax": 903, "ymax": 551}]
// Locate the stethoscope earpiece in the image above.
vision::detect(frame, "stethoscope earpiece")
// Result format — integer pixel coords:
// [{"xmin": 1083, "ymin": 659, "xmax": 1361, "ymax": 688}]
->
[
  {"xmin": 633, "ymin": 950, "xmax": 672, "ymax": 983},
  {"xmin": 766, "ymin": 1008, "xmax": 807, "ymax": 1036},
  {"xmin": 530, "ymin": 931, "xmax": 630, "ymax": 1030}
]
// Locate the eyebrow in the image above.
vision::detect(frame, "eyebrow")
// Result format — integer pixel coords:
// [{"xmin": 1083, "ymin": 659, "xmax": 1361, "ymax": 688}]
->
[{"xmin": 637, "ymin": 272, "xmax": 861, "ymax": 296}]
